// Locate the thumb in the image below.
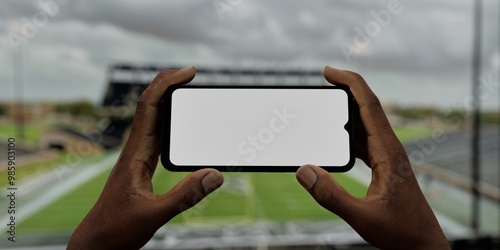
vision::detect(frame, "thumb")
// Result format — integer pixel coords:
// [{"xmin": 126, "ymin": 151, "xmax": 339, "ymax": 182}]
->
[
  {"xmin": 159, "ymin": 169, "xmax": 224, "ymax": 220},
  {"xmin": 296, "ymin": 164, "xmax": 358, "ymax": 219}
]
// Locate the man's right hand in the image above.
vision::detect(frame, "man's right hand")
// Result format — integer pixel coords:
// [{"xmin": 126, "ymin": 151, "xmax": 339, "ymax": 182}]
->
[{"xmin": 296, "ymin": 66, "xmax": 450, "ymax": 250}]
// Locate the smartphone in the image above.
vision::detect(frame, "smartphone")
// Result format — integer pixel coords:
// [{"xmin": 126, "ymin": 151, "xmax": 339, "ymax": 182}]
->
[{"xmin": 161, "ymin": 85, "xmax": 354, "ymax": 172}]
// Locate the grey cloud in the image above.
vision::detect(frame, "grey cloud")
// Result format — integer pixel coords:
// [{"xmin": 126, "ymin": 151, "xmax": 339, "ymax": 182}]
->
[{"xmin": 0, "ymin": 0, "xmax": 498, "ymax": 108}]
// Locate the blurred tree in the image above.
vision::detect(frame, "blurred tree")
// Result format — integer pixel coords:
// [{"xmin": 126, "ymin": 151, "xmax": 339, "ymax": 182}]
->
[
  {"xmin": 395, "ymin": 107, "xmax": 439, "ymax": 120},
  {"xmin": 439, "ymin": 108, "xmax": 467, "ymax": 126},
  {"xmin": 55, "ymin": 101, "xmax": 97, "ymax": 118},
  {"xmin": 480, "ymin": 111, "xmax": 500, "ymax": 124}
]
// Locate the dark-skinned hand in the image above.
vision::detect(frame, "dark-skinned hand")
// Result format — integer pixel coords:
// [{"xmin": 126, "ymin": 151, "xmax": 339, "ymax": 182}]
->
[
  {"xmin": 68, "ymin": 66, "xmax": 450, "ymax": 250},
  {"xmin": 296, "ymin": 66, "xmax": 450, "ymax": 250},
  {"xmin": 67, "ymin": 67, "xmax": 224, "ymax": 250}
]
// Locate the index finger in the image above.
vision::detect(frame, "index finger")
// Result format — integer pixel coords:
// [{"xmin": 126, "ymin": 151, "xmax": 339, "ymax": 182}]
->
[
  {"xmin": 324, "ymin": 66, "xmax": 396, "ymax": 139},
  {"xmin": 324, "ymin": 67, "xmax": 411, "ymax": 175},
  {"xmin": 116, "ymin": 67, "xmax": 196, "ymax": 180},
  {"xmin": 131, "ymin": 67, "xmax": 196, "ymax": 140}
]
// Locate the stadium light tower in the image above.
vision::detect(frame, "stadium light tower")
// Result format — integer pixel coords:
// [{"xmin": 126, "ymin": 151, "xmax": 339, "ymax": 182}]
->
[
  {"xmin": 498, "ymin": 0, "xmax": 500, "ymax": 238},
  {"xmin": 12, "ymin": 34, "xmax": 24, "ymax": 140},
  {"xmin": 470, "ymin": 0, "xmax": 482, "ymax": 238}
]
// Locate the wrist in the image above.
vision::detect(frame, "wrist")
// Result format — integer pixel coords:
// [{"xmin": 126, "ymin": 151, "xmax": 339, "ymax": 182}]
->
[
  {"xmin": 416, "ymin": 234, "xmax": 450, "ymax": 250},
  {"xmin": 68, "ymin": 220, "xmax": 101, "ymax": 250}
]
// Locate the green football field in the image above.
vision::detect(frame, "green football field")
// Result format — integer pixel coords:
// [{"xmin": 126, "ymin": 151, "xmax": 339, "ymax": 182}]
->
[
  {"xmin": 13, "ymin": 127, "xmax": 430, "ymax": 233},
  {"xmin": 17, "ymin": 168, "xmax": 367, "ymax": 232},
  {"xmin": 0, "ymin": 123, "xmax": 42, "ymax": 144}
]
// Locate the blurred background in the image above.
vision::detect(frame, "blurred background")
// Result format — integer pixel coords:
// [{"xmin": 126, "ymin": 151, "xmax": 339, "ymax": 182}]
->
[{"xmin": 0, "ymin": 0, "xmax": 499, "ymax": 249}]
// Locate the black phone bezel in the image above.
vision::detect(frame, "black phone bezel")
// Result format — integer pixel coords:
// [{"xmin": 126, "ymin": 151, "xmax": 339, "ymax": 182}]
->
[{"xmin": 161, "ymin": 84, "xmax": 355, "ymax": 173}]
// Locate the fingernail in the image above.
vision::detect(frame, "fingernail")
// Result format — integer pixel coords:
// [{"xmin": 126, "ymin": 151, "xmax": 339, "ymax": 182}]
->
[
  {"xmin": 325, "ymin": 66, "xmax": 338, "ymax": 72},
  {"xmin": 202, "ymin": 171, "xmax": 224, "ymax": 194},
  {"xmin": 296, "ymin": 165, "xmax": 318, "ymax": 190},
  {"xmin": 179, "ymin": 66, "xmax": 195, "ymax": 72}
]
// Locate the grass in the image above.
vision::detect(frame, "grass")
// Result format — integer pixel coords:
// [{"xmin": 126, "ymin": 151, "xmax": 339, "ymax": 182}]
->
[
  {"xmin": 0, "ymin": 152, "xmax": 70, "ymax": 188},
  {"xmin": 19, "ymin": 165, "xmax": 367, "ymax": 232},
  {"xmin": 19, "ymin": 168, "xmax": 112, "ymax": 232},
  {"xmin": 249, "ymin": 172, "xmax": 366, "ymax": 221},
  {"xmin": 17, "ymin": 125, "xmax": 430, "ymax": 232},
  {"xmin": 152, "ymin": 170, "xmax": 367, "ymax": 224},
  {"xmin": 0, "ymin": 156, "xmax": 58, "ymax": 188},
  {"xmin": 0, "ymin": 152, "xmax": 110, "ymax": 189},
  {"xmin": 393, "ymin": 126, "xmax": 432, "ymax": 142},
  {"xmin": 0, "ymin": 123, "xmax": 42, "ymax": 143},
  {"xmin": 151, "ymin": 170, "xmax": 367, "ymax": 223}
]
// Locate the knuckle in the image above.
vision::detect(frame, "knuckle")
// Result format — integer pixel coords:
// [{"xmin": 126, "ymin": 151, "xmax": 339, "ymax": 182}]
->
[
  {"xmin": 165, "ymin": 187, "xmax": 193, "ymax": 213},
  {"xmin": 173, "ymin": 189, "xmax": 193, "ymax": 208},
  {"xmin": 135, "ymin": 89, "xmax": 150, "ymax": 108},
  {"xmin": 366, "ymin": 92, "xmax": 382, "ymax": 108},
  {"xmin": 155, "ymin": 70, "xmax": 171, "ymax": 79},
  {"xmin": 345, "ymin": 71, "xmax": 364, "ymax": 81},
  {"xmin": 316, "ymin": 186, "xmax": 338, "ymax": 210},
  {"xmin": 173, "ymin": 177, "xmax": 205, "ymax": 206}
]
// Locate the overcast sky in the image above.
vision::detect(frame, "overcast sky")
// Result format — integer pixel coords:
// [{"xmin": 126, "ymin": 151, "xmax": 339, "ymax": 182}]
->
[{"xmin": 0, "ymin": 0, "xmax": 499, "ymax": 109}]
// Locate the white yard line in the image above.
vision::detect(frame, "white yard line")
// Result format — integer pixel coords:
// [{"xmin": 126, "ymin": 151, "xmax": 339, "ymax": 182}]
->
[{"xmin": 0, "ymin": 152, "xmax": 118, "ymax": 233}]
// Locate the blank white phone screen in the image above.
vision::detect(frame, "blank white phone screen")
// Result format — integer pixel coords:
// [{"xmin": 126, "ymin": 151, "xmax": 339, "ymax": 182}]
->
[{"xmin": 169, "ymin": 88, "xmax": 350, "ymax": 167}]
